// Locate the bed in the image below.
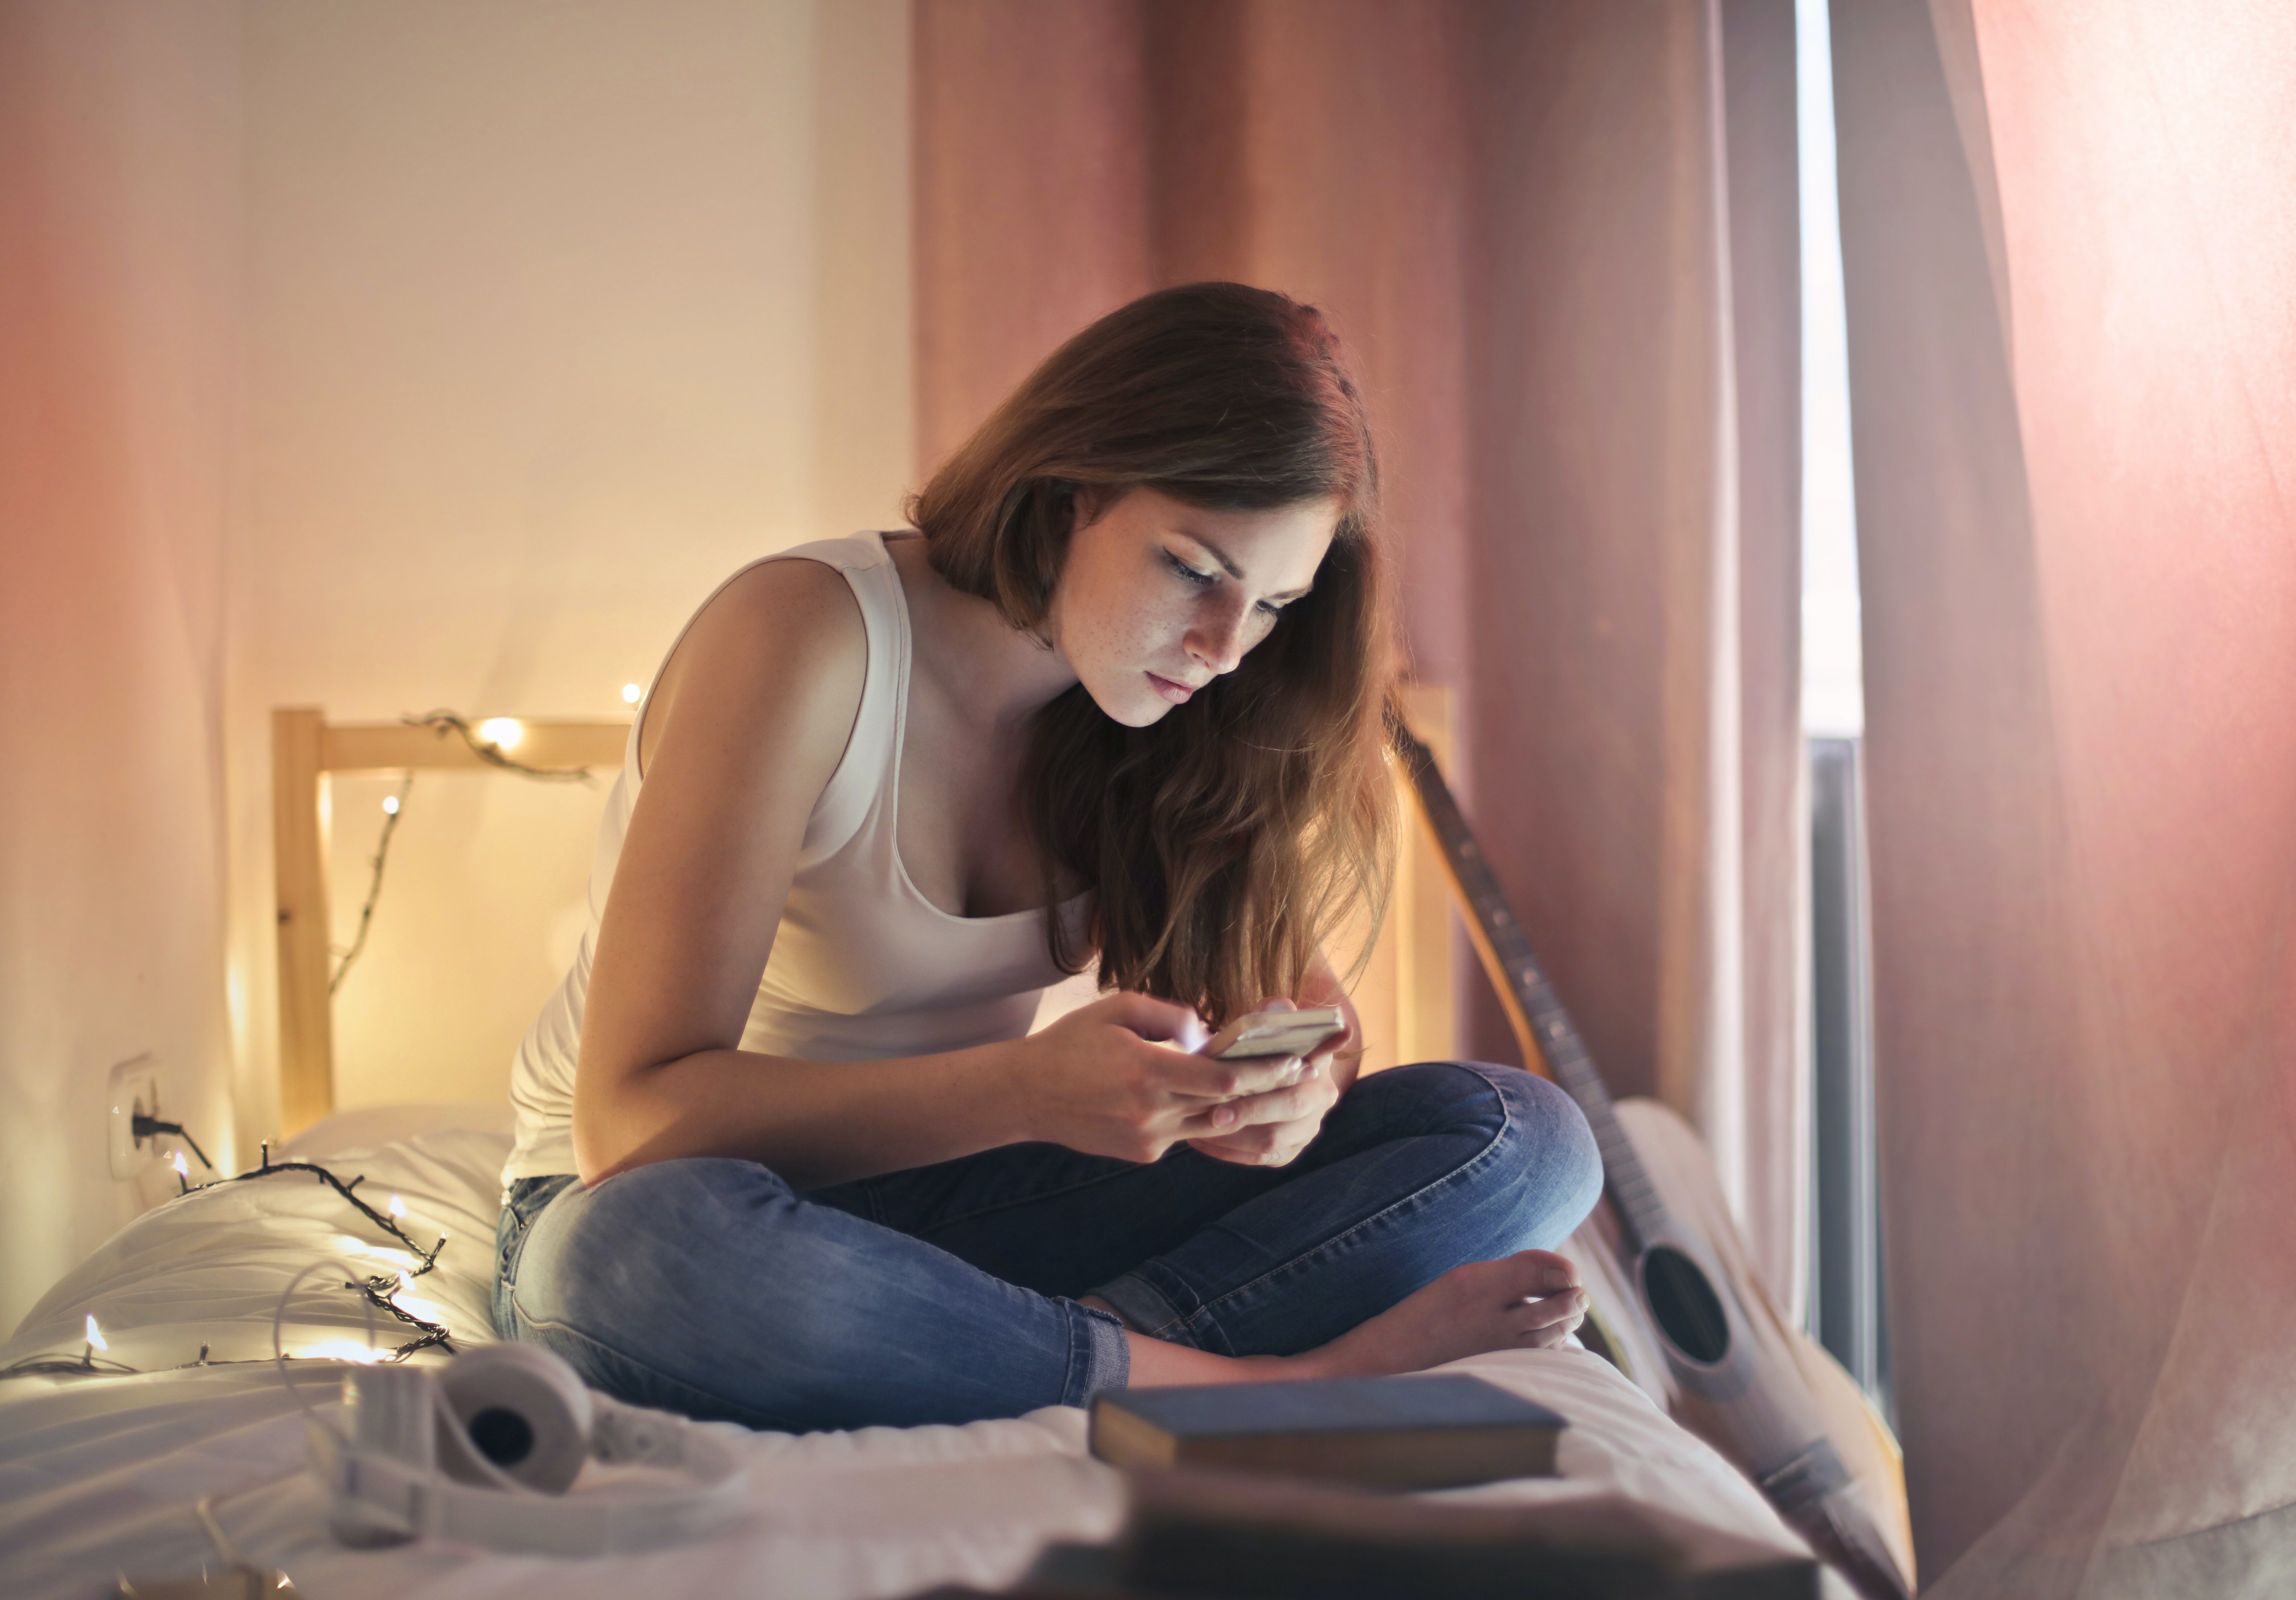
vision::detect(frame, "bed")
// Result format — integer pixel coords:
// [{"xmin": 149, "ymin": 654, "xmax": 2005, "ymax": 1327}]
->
[
  {"xmin": 0, "ymin": 1105, "xmax": 1839, "ymax": 1599},
  {"xmin": 0, "ymin": 689, "xmax": 1854, "ymax": 1594}
]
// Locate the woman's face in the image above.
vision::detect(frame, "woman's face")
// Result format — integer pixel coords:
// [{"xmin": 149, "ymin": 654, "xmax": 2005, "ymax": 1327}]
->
[{"xmin": 1047, "ymin": 485, "xmax": 1339, "ymax": 728}]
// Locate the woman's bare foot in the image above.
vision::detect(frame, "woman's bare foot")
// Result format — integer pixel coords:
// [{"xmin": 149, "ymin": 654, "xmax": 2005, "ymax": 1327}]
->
[
  {"xmin": 1305, "ymin": 1250, "xmax": 1590, "ymax": 1378},
  {"xmin": 1095, "ymin": 1250, "xmax": 1588, "ymax": 1389}
]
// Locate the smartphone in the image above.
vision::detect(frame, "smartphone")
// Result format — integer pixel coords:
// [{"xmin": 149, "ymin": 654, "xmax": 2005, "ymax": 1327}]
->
[{"xmin": 1198, "ymin": 1005, "xmax": 1348, "ymax": 1061}]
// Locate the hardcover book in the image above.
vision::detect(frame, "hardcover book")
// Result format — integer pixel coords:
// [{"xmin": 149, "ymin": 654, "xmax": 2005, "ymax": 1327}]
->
[
  {"xmin": 1024, "ymin": 1469, "xmax": 1823, "ymax": 1600},
  {"xmin": 1089, "ymin": 1373, "xmax": 1566, "ymax": 1490}
]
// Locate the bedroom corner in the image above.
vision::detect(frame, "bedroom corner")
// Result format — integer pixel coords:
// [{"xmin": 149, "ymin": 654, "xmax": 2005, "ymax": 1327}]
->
[
  {"xmin": 0, "ymin": 0, "xmax": 243, "ymax": 1339},
  {"xmin": 1, "ymin": 0, "xmax": 915, "ymax": 1335}
]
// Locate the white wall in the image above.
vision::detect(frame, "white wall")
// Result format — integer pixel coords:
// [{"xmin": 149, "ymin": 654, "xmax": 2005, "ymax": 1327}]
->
[
  {"xmin": 228, "ymin": 0, "xmax": 914, "ymax": 1137},
  {"xmin": 0, "ymin": 0, "xmax": 245, "ymax": 1333},
  {"xmin": 0, "ymin": 0, "xmax": 912, "ymax": 1333}
]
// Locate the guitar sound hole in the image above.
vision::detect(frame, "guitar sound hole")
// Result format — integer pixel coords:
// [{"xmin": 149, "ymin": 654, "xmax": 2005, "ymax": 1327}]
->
[{"xmin": 1641, "ymin": 1245, "xmax": 1731, "ymax": 1366}]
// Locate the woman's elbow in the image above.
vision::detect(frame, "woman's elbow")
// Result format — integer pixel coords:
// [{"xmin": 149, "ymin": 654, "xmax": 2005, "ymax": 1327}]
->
[
  {"xmin": 571, "ymin": 1050, "xmax": 690, "ymax": 1183},
  {"xmin": 569, "ymin": 1117, "xmax": 619, "ymax": 1187},
  {"xmin": 570, "ymin": 1068, "xmax": 641, "ymax": 1186}
]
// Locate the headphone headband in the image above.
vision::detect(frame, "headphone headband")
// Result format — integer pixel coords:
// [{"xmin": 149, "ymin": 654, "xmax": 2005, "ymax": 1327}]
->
[{"xmin": 318, "ymin": 1348, "xmax": 746, "ymax": 1556}]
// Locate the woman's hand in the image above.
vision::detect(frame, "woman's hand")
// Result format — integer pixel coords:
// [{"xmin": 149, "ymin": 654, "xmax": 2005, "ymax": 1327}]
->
[
  {"xmin": 1013, "ymin": 992, "xmax": 1312, "ymax": 1165},
  {"xmin": 1185, "ymin": 996, "xmax": 1350, "ymax": 1169}
]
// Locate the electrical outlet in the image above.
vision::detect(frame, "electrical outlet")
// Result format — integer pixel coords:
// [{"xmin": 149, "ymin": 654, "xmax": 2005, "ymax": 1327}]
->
[{"xmin": 108, "ymin": 1055, "xmax": 159, "ymax": 1180}]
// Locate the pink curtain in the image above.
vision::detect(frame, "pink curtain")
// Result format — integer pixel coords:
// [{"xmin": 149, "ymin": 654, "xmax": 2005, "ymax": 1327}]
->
[
  {"xmin": 1837, "ymin": 0, "xmax": 2296, "ymax": 1590},
  {"xmin": 914, "ymin": 0, "xmax": 1812, "ymax": 1312}
]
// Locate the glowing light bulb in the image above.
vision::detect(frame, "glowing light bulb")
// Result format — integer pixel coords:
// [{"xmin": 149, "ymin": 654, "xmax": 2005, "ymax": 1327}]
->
[
  {"xmin": 477, "ymin": 717, "xmax": 524, "ymax": 751},
  {"xmin": 388, "ymin": 1194, "xmax": 407, "ymax": 1218},
  {"xmin": 305, "ymin": 1340, "xmax": 381, "ymax": 1364},
  {"xmin": 382, "ymin": 795, "xmax": 400, "ymax": 815},
  {"xmin": 397, "ymin": 1270, "xmax": 415, "ymax": 1296},
  {"xmin": 171, "ymin": 1150, "xmax": 190, "ymax": 1178},
  {"xmin": 621, "ymin": 682, "xmax": 643, "ymax": 705},
  {"xmin": 85, "ymin": 1314, "xmax": 108, "ymax": 1352}
]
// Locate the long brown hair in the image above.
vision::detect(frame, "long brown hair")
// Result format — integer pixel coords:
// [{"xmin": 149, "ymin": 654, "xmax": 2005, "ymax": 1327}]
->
[{"xmin": 909, "ymin": 283, "xmax": 1396, "ymax": 1026}]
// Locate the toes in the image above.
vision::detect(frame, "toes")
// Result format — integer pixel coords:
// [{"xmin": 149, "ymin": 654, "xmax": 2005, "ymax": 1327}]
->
[
  {"xmin": 1524, "ymin": 1249, "xmax": 1581, "ymax": 1291},
  {"xmin": 1515, "ymin": 1288, "xmax": 1588, "ymax": 1341},
  {"xmin": 1514, "ymin": 1286, "xmax": 1586, "ymax": 1324},
  {"xmin": 1483, "ymin": 1249, "xmax": 1580, "ymax": 1300},
  {"xmin": 1513, "ymin": 1308, "xmax": 1585, "ymax": 1348}
]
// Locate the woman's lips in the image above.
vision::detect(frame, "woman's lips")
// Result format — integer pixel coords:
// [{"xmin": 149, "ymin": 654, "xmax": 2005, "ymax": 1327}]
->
[{"xmin": 1147, "ymin": 671, "xmax": 1197, "ymax": 705}]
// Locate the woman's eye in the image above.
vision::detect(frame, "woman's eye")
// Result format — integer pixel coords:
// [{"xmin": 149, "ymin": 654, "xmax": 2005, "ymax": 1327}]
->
[
  {"xmin": 1164, "ymin": 553, "xmax": 1217, "ymax": 586},
  {"xmin": 1256, "ymin": 599, "xmax": 1288, "ymax": 620}
]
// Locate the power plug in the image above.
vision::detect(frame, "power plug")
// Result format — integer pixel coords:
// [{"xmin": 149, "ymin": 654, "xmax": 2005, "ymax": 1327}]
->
[{"xmin": 108, "ymin": 1056, "xmax": 161, "ymax": 1180}]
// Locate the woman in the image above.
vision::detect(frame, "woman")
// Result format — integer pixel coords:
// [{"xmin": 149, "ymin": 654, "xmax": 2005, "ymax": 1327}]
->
[{"xmin": 492, "ymin": 283, "xmax": 1603, "ymax": 1430}]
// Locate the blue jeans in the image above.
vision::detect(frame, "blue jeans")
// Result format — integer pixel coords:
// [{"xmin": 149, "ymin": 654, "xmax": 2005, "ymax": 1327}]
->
[{"xmin": 492, "ymin": 1061, "xmax": 1600, "ymax": 1433}]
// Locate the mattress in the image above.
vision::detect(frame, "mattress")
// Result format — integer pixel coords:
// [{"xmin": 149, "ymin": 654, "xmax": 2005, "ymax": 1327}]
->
[{"xmin": 0, "ymin": 1108, "xmax": 1835, "ymax": 1599}]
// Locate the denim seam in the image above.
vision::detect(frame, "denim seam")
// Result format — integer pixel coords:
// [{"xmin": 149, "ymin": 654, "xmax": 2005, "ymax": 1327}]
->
[
  {"xmin": 500, "ymin": 1177, "xmax": 577, "ymax": 1271},
  {"xmin": 1085, "ymin": 1270, "xmax": 1194, "ymax": 1343},
  {"xmin": 1060, "ymin": 1300, "xmax": 1131, "ymax": 1405},
  {"xmin": 1162, "ymin": 1063, "xmax": 1521, "ymax": 1350}
]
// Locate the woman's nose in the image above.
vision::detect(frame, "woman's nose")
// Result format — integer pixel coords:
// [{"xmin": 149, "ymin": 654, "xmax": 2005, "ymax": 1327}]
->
[{"xmin": 1185, "ymin": 603, "xmax": 1249, "ymax": 676}]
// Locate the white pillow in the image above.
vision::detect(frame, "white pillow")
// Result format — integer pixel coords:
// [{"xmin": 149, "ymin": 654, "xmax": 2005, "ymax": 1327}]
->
[{"xmin": 1, "ymin": 1125, "xmax": 509, "ymax": 1373}]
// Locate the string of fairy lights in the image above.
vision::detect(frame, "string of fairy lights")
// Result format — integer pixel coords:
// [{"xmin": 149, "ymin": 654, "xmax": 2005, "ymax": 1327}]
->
[
  {"xmin": 0, "ymin": 1132, "xmax": 456, "ymax": 1379},
  {"xmin": 4, "ymin": 698, "xmax": 647, "ymax": 1383},
  {"xmin": 329, "ymin": 706, "xmax": 612, "ymax": 994}
]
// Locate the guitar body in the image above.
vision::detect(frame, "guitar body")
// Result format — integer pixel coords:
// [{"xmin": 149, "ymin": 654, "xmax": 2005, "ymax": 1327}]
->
[
  {"xmin": 1568, "ymin": 1100, "xmax": 1915, "ymax": 1591},
  {"xmin": 1390, "ymin": 715, "xmax": 1916, "ymax": 1600}
]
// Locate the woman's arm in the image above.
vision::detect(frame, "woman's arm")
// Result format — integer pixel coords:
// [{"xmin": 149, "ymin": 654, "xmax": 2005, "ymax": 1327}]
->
[{"xmin": 570, "ymin": 560, "xmax": 1294, "ymax": 1190}]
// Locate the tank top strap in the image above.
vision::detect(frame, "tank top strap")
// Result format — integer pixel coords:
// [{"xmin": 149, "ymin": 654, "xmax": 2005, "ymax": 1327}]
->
[
  {"xmin": 761, "ymin": 531, "xmax": 907, "ymax": 868},
  {"xmin": 628, "ymin": 531, "xmax": 907, "ymax": 869}
]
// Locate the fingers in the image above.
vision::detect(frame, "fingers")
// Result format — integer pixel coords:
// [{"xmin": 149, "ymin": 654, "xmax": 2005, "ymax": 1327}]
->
[
  {"xmin": 1088, "ymin": 990, "xmax": 1205, "ymax": 1046},
  {"xmin": 1189, "ymin": 1067, "xmax": 1335, "ymax": 1134},
  {"xmin": 1180, "ymin": 1065, "xmax": 1334, "ymax": 1154},
  {"xmin": 1184, "ymin": 1111, "xmax": 1294, "ymax": 1153},
  {"xmin": 1186, "ymin": 1128, "xmax": 1312, "ymax": 1167},
  {"xmin": 1159, "ymin": 1050, "xmax": 1313, "ymax": 1102}
]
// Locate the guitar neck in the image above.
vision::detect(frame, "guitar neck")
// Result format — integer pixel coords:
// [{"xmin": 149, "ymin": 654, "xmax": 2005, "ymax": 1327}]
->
[{"xmin": 1390, "ymin": 722, "xmax": 1671, "ymax": 1251}]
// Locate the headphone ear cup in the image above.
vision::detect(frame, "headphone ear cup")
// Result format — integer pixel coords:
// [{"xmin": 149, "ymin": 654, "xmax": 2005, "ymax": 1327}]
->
[{"xmin": 435, "ymin": 1342, "xmax": 594, "ymax": 1494}]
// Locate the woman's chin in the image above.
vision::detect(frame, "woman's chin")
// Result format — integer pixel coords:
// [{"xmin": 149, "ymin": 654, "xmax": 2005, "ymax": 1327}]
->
[{"xmin": 1081, "ymin": 680, "xmax": 1176, "ymax": 729}]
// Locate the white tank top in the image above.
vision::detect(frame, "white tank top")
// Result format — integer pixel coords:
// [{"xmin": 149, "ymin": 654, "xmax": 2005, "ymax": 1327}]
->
[{"xmin": 502, "ymin": 531, "xmax": 1080, "ymax": 1185}]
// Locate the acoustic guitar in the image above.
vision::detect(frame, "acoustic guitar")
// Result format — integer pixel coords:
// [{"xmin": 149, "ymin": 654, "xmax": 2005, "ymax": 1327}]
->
[{"xmin": 1389, "ymin": 714, "xmax": 1916, "ymax": 1600}]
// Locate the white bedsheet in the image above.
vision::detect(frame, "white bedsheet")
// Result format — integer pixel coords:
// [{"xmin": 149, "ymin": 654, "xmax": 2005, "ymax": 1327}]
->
[{"xmin": 0, "ymin": 1114, "xmax": 1830, "ymax": 1600}]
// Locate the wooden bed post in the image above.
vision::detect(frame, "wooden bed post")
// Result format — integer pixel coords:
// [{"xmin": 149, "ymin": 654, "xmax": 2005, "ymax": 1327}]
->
[
  {"xmin": 273, "ymin": 706, "xmax": 335, "ymax": 1135},
  {"xmin": 269, "ymin": 709, "xmax": 633, "ymax": 1139}
]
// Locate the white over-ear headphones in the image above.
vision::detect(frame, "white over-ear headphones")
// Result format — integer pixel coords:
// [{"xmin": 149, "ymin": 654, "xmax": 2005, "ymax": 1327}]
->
[{"xmin": 309, "ymin": 1341, "xmax": 748, "ymax": 1556}]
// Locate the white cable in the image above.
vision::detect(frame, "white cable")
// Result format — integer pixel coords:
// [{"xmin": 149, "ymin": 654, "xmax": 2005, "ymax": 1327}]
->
[
  {"xmin": 192, "ymin": 1495, "xmax": 245, "ymax": 1568},
  {"xmin": 272, "ymin": 1258, "xmax": 376, "ymax": 1444}
]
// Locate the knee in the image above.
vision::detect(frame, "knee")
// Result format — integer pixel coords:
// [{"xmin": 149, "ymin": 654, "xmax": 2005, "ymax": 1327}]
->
[
  {"xmin": 1377, "ymin": 1061, "xmax": 1603, "ymax": 1248},
  {"xmin": 1349, "ymin": 1059, "xmax": 1521, "ymax": 1140},
  {"xmin": 510, "ymin": 1158, "xmax": 796, "ymax": 1335},
  {"xmin": 1485, "ymin": 1067, "xmax": 1603, "ymax": 1240}
]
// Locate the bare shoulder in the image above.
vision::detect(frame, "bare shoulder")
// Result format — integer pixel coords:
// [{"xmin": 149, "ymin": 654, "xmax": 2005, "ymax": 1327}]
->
[
  {"xmin": 640, "ymin": 556, "xmax": 867, "ymax": 779},
  {"xmin": 694, "ymin": 556, "xmax": 866, "ymax": 664}
]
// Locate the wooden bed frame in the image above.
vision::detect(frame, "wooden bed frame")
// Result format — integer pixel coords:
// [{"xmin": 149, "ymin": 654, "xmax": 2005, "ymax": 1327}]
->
[{"xmin": 271, "ymin": 685, "xmax": 1459, "ymax": 1136}]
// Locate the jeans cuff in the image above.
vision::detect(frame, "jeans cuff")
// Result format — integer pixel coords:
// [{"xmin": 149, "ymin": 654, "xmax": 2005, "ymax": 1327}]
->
[
  {"xmin": 1061, "ymin": 1300, "xmax": 1131, "ymax": 1406},
  {"xmin": 1086, "ymin": 1271, "xmax": 1202, "ymax": 1349}
]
